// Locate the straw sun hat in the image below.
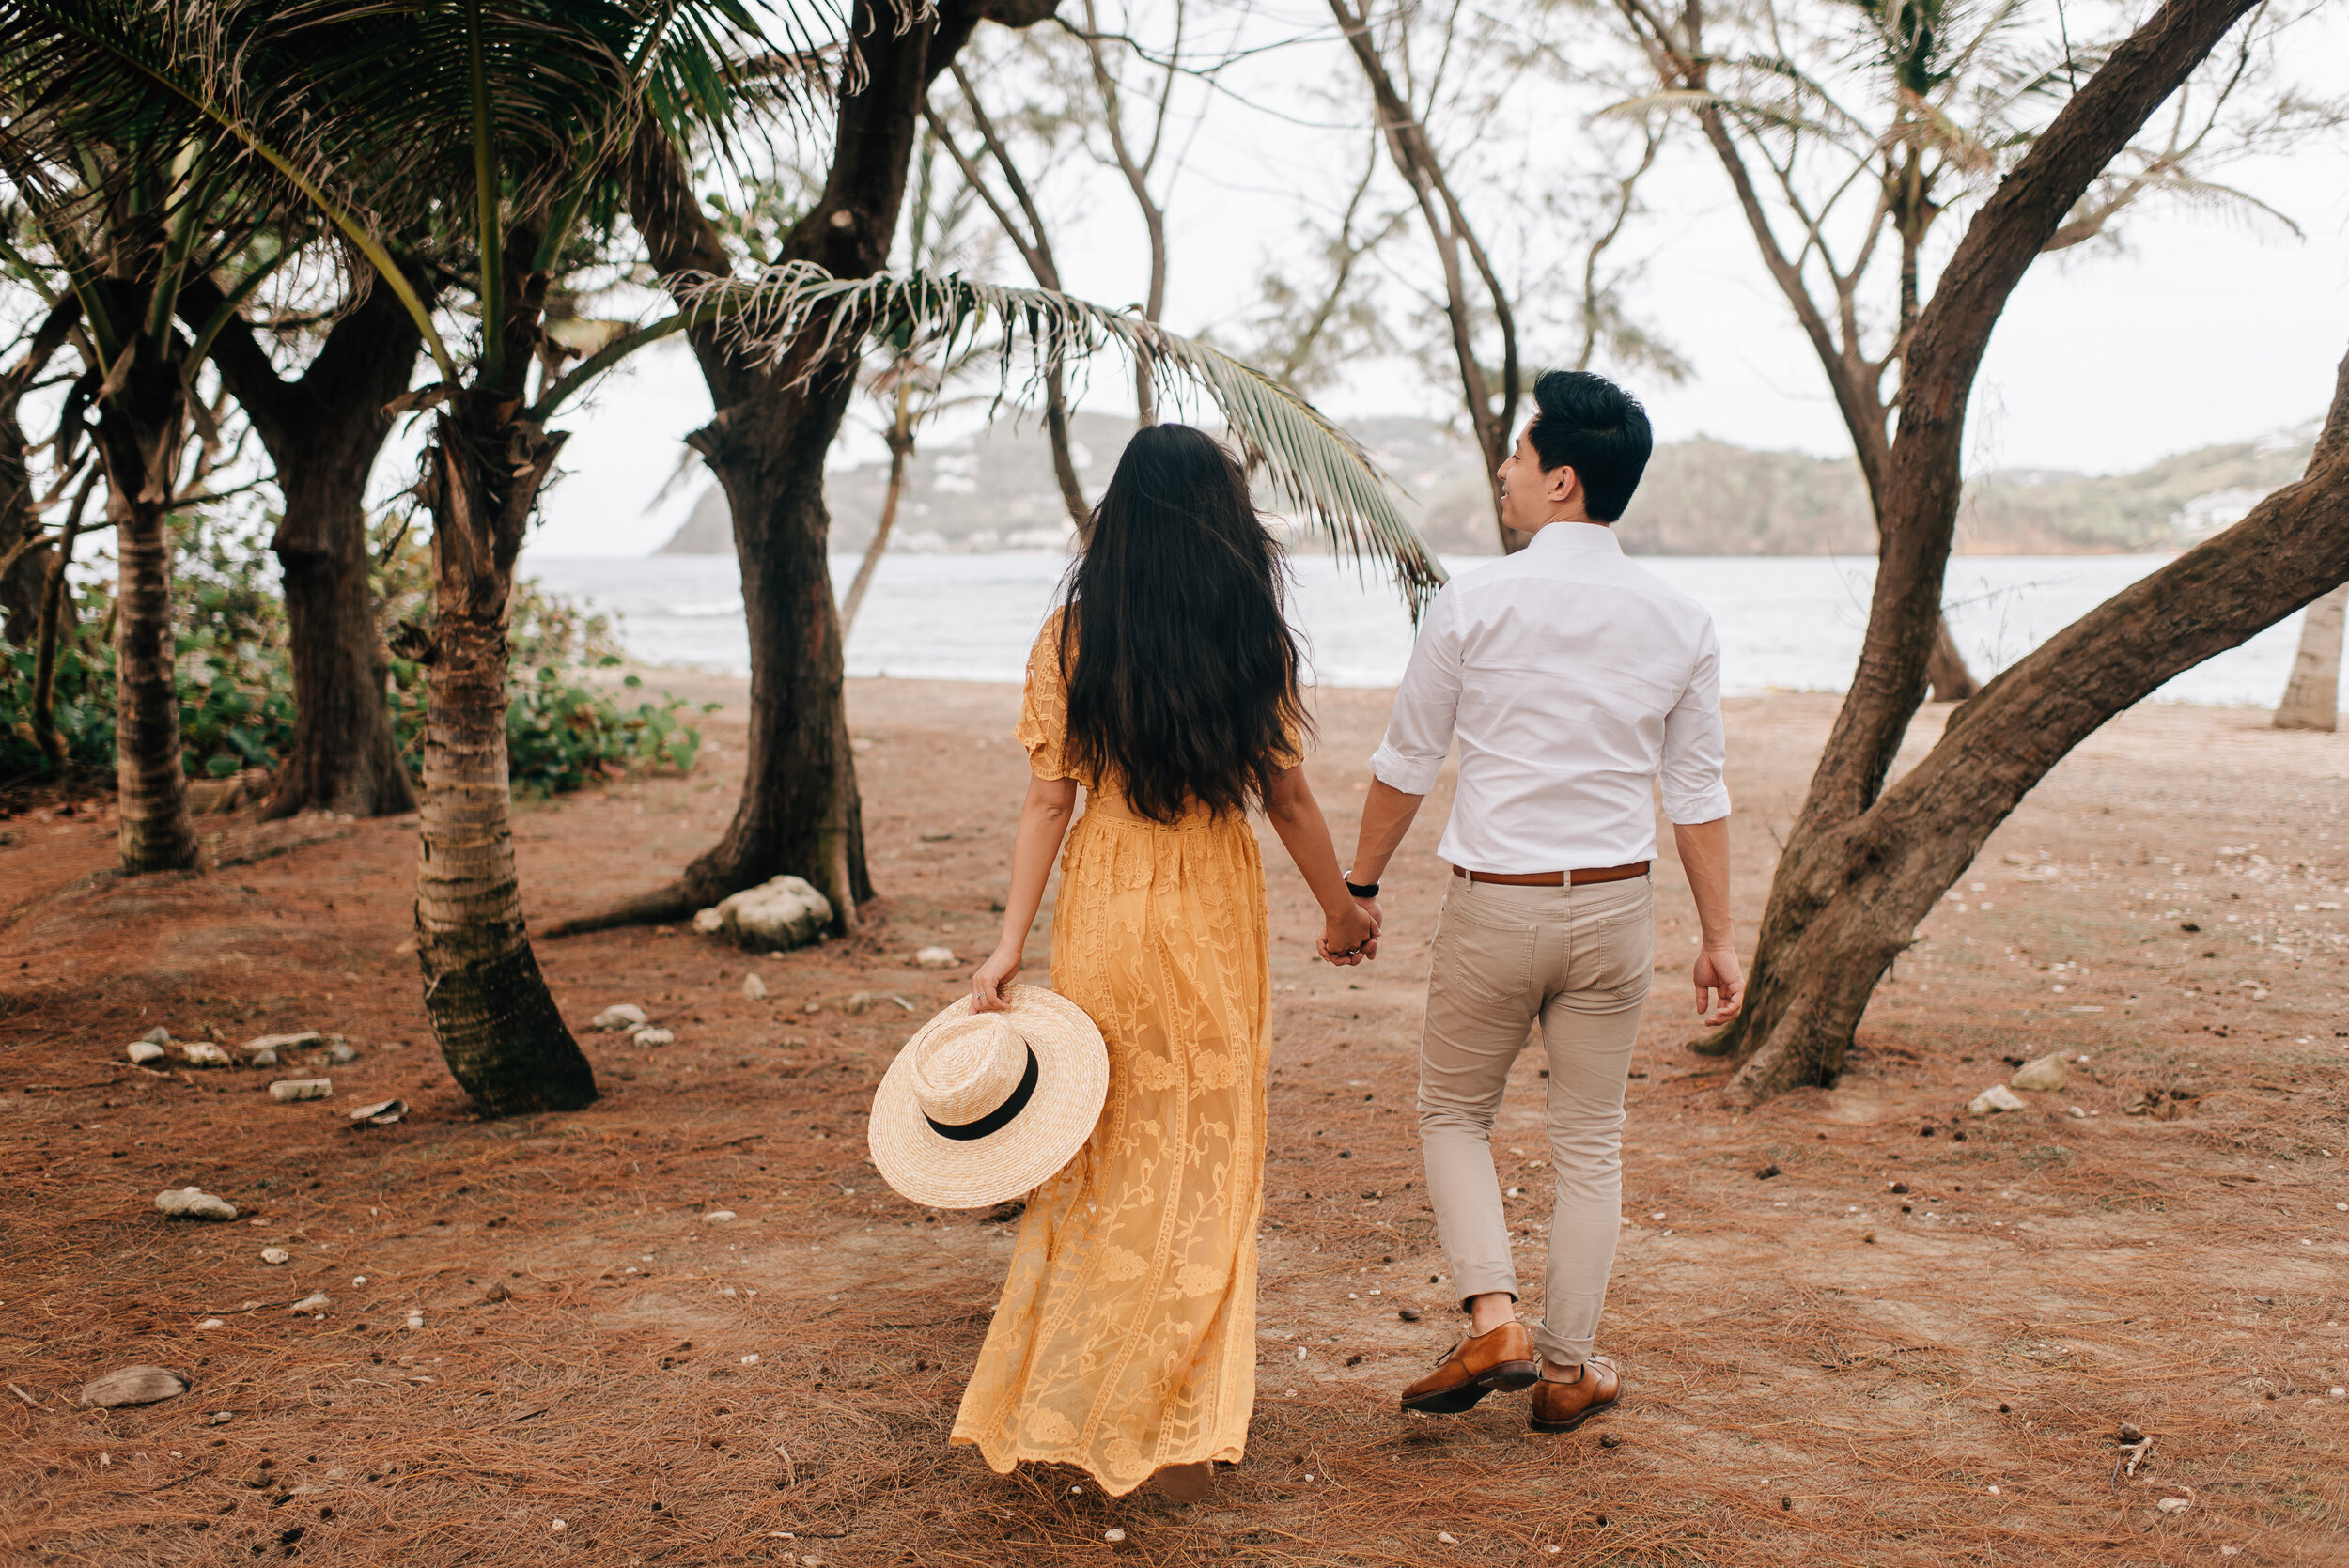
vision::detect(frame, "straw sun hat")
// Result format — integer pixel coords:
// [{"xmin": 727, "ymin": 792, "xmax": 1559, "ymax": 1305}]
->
[{"xmin": 868, "ymin": 985, "xmax": 1109, "ymax": 1211}]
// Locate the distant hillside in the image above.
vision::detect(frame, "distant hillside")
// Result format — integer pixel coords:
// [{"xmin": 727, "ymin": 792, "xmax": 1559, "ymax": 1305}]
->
[{"xmin": 654, "ymin": 411, "xmax": 2316, "ymax": 558}]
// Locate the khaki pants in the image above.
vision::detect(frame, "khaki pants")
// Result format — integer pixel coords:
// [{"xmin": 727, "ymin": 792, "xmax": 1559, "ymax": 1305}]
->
[{"xmin": 1417, "ymin": 874, "xmax": 1654, "ymax": 1366}]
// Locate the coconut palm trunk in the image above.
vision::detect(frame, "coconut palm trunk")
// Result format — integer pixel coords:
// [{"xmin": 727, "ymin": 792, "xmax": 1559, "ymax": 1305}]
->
[
  {"xmin": 92, "ymin": 320, "xmax": 198, "ymax": 874},
  {"xmin": 840, "ymin": 416, "xmax": 911, "ymax": 638},
  {"xmin": 411, "ymin": 388, "xmax": 596, "ymax": 1115},
  {"xmin": 2272, "ymin": 582, "xmax": 2345, "ymax": 732}
]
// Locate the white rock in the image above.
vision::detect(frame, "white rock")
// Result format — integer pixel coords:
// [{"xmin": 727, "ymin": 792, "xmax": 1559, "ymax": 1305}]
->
[
  {"xmin": 246, "ymin": 1048, "xmax": 278, "ymax": 1068},
  {"xmin": 692, "ymin": 908, "xmax": 724, "ymax": 935},
  {"xmin": 741, "ymin": 972, "xmax": 768, "ymax": 1000},
  {"xmin": 80, "ymin": 1366, "xmax": 186, "ymax": 1408},
  {"xmin": 180, "ymin": 1043, "xmax": 231, "ymax": 1068},
  {"xmin": 270, "ymin": 1079, "xmax": 333, "ymax": 1103},
  {"xmin": 592, "ymin": 1003, "xmax": 648, "ymax": 1032},
  {"xmin": 705, "ymin": 1209, "xmax": 738, "ymax": 1224},
  {"xmin": 405, "ymin": 1312, "xmax": 425, "ymax": 1330},
  {"xmin": 2155, "ymin": 1498, "xmax": 2190, "ymax": 1514},
  {"xmin": 2010, "ymin": 1053, "xmax": 2069, "ymax": 1092},
  {"xmin": 289, "ymin": 1292, "xmax": 331, "ymax": 1314},
  {"xmin": 323, "ymin": 1042, "xmax": 357, "ymax": 1065},
  {"xmin": 260, "ymin": 1247, "xmax": 291, "ymax": 1265},
  {"xmin": 2067, "ymin": 1105, "xmax": 2088, "ymax": 1119},
  {"xmin": 141, "ymin": 1026, "xmax": 172, "ymax": 1045},
  {"xmin": 126, "ymin": 1042, "xmax": 166, "ymax": 1065},
  {"xmin": 1104, "ymin": 1529, "xmax": 1127, "ymax": 1544},
  {"xmin": 156, "ymin": 1187, "xmax": 239, "ymax": 1220},
  {"xmin": 242, "ymin": 1032, "xmax": 321, "ymax": 1057},
  {"xmin": 633, "ymin": 1028, "xmax": 675, "ymax": 1048},
  {"xmin": 1968, "ymin": 1084, "xmax": 2027, "ymax": 1116},
  {"xmin": 914, "ymin": 946, "xmax": 957, "ymax": 970},
  {"xmin": 711, "ymin": 875, "xmax": 833, "ymax": 953}
]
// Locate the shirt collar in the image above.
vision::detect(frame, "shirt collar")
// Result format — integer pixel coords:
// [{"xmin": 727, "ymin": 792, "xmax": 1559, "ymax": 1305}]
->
[{"xmin": 1524, "ymin": 521, "xmax": 1623, "ymax": 555}]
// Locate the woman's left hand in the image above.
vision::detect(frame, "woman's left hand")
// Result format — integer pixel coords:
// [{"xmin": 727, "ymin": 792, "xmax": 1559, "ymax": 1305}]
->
[
  {"xmin": 1318, "ymin": 901, "xmax": 1378, "ymax": 966},
  {"xmin": 971, "ymin": 941, "xmax": 1021, "ymax": 1012}
]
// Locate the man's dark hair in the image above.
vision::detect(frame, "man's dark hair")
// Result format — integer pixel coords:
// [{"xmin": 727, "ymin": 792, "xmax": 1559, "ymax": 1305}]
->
[{"xmin": 1527, "ymin": 369, "xmax": 1652, "ymax": 522}]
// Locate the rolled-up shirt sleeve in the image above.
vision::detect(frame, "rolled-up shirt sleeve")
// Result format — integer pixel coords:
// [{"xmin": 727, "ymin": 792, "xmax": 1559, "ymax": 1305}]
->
[
  {"xmin": 1369, "ymin": 586, "xmax": 1463, "ymax": 795},
  {"xmin": 1659, "ymin": 616, "xmax": 1731, "ymax": 824}
]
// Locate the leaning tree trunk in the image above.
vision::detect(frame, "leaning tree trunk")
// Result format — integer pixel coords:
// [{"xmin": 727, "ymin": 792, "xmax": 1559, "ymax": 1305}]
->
[
  {"xmin": 1696, "ymin": 0, "xmax": 2266, "ymax": 1098},
  {"xmin": 840, "ymin": 423, "xmax": 911, "ymax": 637},
  {"xmin": 412, "ymin": 395, "xmax": 597, "ymax": 1115},
  {"xmin": 93, "ymin": 335, "xmax": 198, "ymax": 875},
  {"xmin": 2272, "ymin": 580, "xmax": 2345, "ymax": 732},
  {"xmin": 191, "ymin": 272, "xmax": 423, "ymax": 818},
  {"xmin": 562, "ymin": 0, "xmax": 1050, "ymax": 938},
  {"xmin": 1719, "ymin": 349, "xmax": 2349, "ymax": 1102},
  {"xmin": 0, "ymin": 300, "xmax": 82, "ymax": 643}
]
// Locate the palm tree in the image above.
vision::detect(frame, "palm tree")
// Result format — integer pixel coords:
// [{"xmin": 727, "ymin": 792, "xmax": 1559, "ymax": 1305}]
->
[{"xmin": 9, "ymin": 0, "xmax": 1440, "ymax": 1117}]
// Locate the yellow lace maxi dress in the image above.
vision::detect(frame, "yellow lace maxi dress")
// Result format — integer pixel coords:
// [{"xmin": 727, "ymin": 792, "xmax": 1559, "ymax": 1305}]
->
[{"xmin": 950, "ymin": 616, "xmax": 1279, "ymax": 1497}]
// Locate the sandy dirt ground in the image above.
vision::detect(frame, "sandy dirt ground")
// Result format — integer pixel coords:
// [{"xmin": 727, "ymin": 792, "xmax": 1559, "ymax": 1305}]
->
[{"xmin": 2, "ymin": 676, "xmax": 2345, "ymax": 1567}]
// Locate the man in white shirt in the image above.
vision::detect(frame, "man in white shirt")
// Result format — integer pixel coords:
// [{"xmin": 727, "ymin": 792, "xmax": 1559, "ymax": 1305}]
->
[{"xmin": 1334, "ymin": 369, "xmax": 1742, "ymax": 1435}]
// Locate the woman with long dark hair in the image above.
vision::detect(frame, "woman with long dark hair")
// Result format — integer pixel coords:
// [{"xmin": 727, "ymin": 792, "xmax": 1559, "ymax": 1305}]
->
[{"xmin": 954, "ymin": 424, "xmax": 1377, "ymax": 1500}]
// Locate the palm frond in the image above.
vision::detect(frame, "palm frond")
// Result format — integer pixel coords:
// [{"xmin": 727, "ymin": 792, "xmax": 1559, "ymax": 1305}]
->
[{"xmin": 677, "ymin": 263, "xmax": 1448, "ymax": 615}]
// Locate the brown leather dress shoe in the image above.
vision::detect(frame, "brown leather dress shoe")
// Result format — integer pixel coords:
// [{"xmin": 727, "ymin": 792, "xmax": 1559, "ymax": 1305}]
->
[
  {"xmin": 1398, "ymin": 1320, "xmax": 1539, "ymax": 1413},
  {"xmin": 1529, "ymin": 1354, "xmax": 1621, "ymax": 1433}
]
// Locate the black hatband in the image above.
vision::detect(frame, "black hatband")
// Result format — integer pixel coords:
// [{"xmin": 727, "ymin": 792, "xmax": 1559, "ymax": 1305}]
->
[{"xmin": 926, "ymin": 1046, "xmax": 1040, "ymax": 1141}]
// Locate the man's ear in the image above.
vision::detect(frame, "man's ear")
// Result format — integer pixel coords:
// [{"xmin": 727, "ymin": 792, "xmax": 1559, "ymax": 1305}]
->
[{"xmin": 1549, "ymin": 464, "xmax": 1581, "ymax": 505}]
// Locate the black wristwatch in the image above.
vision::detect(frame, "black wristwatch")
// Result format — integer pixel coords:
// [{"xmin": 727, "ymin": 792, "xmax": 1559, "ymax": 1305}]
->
[{"xmin": 1344, "ymin": 872, "xmax": 1380, "ymax": 899}]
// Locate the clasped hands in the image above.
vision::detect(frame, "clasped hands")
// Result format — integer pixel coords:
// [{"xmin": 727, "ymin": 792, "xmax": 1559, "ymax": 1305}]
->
[{"xmin": 1318, "ymin": 895, "xmax": 1380, "ymax": 968}]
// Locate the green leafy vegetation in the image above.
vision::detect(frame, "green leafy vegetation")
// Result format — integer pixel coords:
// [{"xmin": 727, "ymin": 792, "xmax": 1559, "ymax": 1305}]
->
[{"xmin": 1, "ymin": 513, "xmax": 706, "ymax": 797}]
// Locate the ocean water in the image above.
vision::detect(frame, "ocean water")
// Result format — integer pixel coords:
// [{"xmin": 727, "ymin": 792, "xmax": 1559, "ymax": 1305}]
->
[{"xmin": 520, "ymin": 550, "xmax": 2313, "ymax": 707}]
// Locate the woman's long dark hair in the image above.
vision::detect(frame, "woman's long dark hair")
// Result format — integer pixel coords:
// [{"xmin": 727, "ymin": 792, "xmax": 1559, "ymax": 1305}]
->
[{"xmin": 1057, "ymin": 424, "xmax": 1310, "ymax": 824}]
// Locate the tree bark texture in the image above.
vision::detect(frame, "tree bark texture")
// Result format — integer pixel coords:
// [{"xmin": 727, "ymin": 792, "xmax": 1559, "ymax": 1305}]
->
[
  {"xmin": 1716, "ymin": 345, "xmax": 2349, "ymax": 1102},
  {"xmin": 569, "ymin": 0, "xmax": 1041, "ymax": 938},
  {"xmin": 191, "ymin": 273, "xmax": 423, "ymax": 818},
  {"xmin": 2271, "ymin": 581, "xmax": 2344, "ymax": 732},
  {"xmin": 412, "ymin": 397, "xmax": 597, "ymax": 1115},
  {"xmin": 94, "ymin": 316, "xmax": 198, "ymax": 875},
  {"xmin": 1701, "ymin": 0, "xmax": 2265, "ymax": 1099}
]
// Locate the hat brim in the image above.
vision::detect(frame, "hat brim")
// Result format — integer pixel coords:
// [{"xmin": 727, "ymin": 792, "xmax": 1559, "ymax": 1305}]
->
[{"xmin": 867, "ymin": 984, "xmax": 1109, "ymax": 1211}]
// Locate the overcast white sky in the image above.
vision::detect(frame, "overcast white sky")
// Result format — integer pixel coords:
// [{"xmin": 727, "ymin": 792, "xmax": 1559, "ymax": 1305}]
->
[{"xmin": 526, "ymin": 1, "xmax": 2349, "ymax": 557}]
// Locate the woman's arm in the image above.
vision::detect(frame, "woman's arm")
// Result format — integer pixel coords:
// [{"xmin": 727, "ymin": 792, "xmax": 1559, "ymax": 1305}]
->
[
  {"xmin": 971, "ymin": 773, "xmax": 1081, "ymax": 1012},
  {"xmin": 1263, "ymin": 766, "xmax": 1379, "ymax": 966}
]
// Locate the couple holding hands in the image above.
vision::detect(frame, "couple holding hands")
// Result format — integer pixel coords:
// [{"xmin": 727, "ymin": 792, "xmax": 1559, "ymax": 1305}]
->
[{"xmin": 865, "ymin": 371, "xmax": 1742, "ymax": 1503}]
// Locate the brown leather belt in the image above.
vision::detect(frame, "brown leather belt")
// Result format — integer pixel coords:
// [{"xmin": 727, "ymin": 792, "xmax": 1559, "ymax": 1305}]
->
[{"xmin": 1454, "ymin": 862, "xmax": 1649, "ymax": 887}]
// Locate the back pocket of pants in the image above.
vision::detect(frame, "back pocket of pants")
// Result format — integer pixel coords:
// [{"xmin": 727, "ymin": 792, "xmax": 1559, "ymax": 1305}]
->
[{"xmin": 1431, "ymin": 895, "xmax": 1537, "ymax": 1005}]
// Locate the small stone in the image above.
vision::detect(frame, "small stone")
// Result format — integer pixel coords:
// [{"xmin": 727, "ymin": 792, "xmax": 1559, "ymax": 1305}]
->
[
  {"xmin": 1438, "ymin": 1533, "xmax": 1458, "ymax": 1545},
  {"xmin": 692, "ymin": 907, "xmax": 725, "ymax": 934},
  {"xmin": 1597, "ymin": 1432, "xmax": 1622, "ymax": 1449},
  {"xmin": 1104, "ymin": 1528, "xmax": 1127, "ymax": 1543},
  {"xmin": 260, "ymin": 1247, "xmax": 290, "ymax": 1265},
  {"xmin": 126, "ymin": 1042, "xmax": 166, "ymax": 1065},
  {"xmin": 739, "ymin": 1353, "xmax": 759, "ymax": 1365},
  {"xmin": 1968, "ymin": 1084, "xmax": 2027, "ymax": 1116},
  {"xmin": 741, "ymin": 972, "xmax": 768, "ymax": 1000},
  {"xmin": 156, "ymin": 1187, "xmax": 239, "ymax": 1220},
  {"xmin": 405, "ymin": 1312, "xmax": 424, "ymax": 1330},
  {"xmin": 2155, "ymin": 1498, "xmax": 2190, "ymax": 1514},
  {"xmin": 289, "ymin": 1292, "xmax": 330, "ymax": 1314},
  {"xmin": 246, "ymin": 1048, "xmax": 278, "ymax": 1068},
  {"xmin": 705, "ymin": 1209, "xmax": 738, "ymax": 1224},
  {"xmin": 242, "ymin": 1032, "xmax": 321, "ymax": 1059},
  {"xmin": 270, "ymin": 1079, "xmax": 333, "ymax": 1103},
  {"xmin": 1889, "ymin": 1181, "xmax": 1909, "ymax": 1194},
  {"xmin": 633, "ymin": 1028, "xmax": 675, "ymax": 1048},
  {"xmin": 180, "ymin": 1043, "xmax": 231, "ymax": 1068},
  {"xmin": 914, "ymin": 946, "xmax": 957, "ymax": 969},
  {"xmin": 592, "ymin": 1003, "xmax": 648, "ymax": 1032},
  {"xmin": 2010, "ymin": 1053, "xmax": 2068, "ymax": 1092},
  {"xmin": 323, "ymin": 1042, "xmax": 357, "ymax": 1066},
  {"xmin": 209, "ymin": 1410, "xmax": 234, "ymax": 1425},
  {"xmin": 142, "ymin": 1026, "xmax": 173, "ymax": 1045},
  {"xmin": 1398, "ymin": 1307, "xmax": 1421, "ymax": 1322},
  {"xmin": 712, "ymin": 875, "xmax": 833, "ymax": 953},
  {"xmin": 2067, "ymin": 1105, "xmax": 2088, "ymax": 1119},
  {"xmin": 1754, "ymin": 1163, "xmax": 1780, "ymax": 1180},
  {"xmin": 198, "ymin": 1318, "xmax": 224, "ymax": 1329},
  {"xmin": 80, "ymin": 1366, "xmax": 186, "ymax": 1408},
  {"xmin": 348, "ymin": 1098, "xmax": 406, "ymax": 1126}
]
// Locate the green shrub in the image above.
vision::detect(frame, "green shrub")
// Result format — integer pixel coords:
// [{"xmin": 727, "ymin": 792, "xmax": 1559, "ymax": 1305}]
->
[{"xmin": 1, "ymin": 510, "xmax": 704, "ymax": 797}]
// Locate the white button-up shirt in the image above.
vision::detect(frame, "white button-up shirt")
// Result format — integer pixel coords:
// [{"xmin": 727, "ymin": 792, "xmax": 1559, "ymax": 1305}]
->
[{"xmin": 1369, "ymin": 521, "xmax": 1729, "ymax": 873}]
